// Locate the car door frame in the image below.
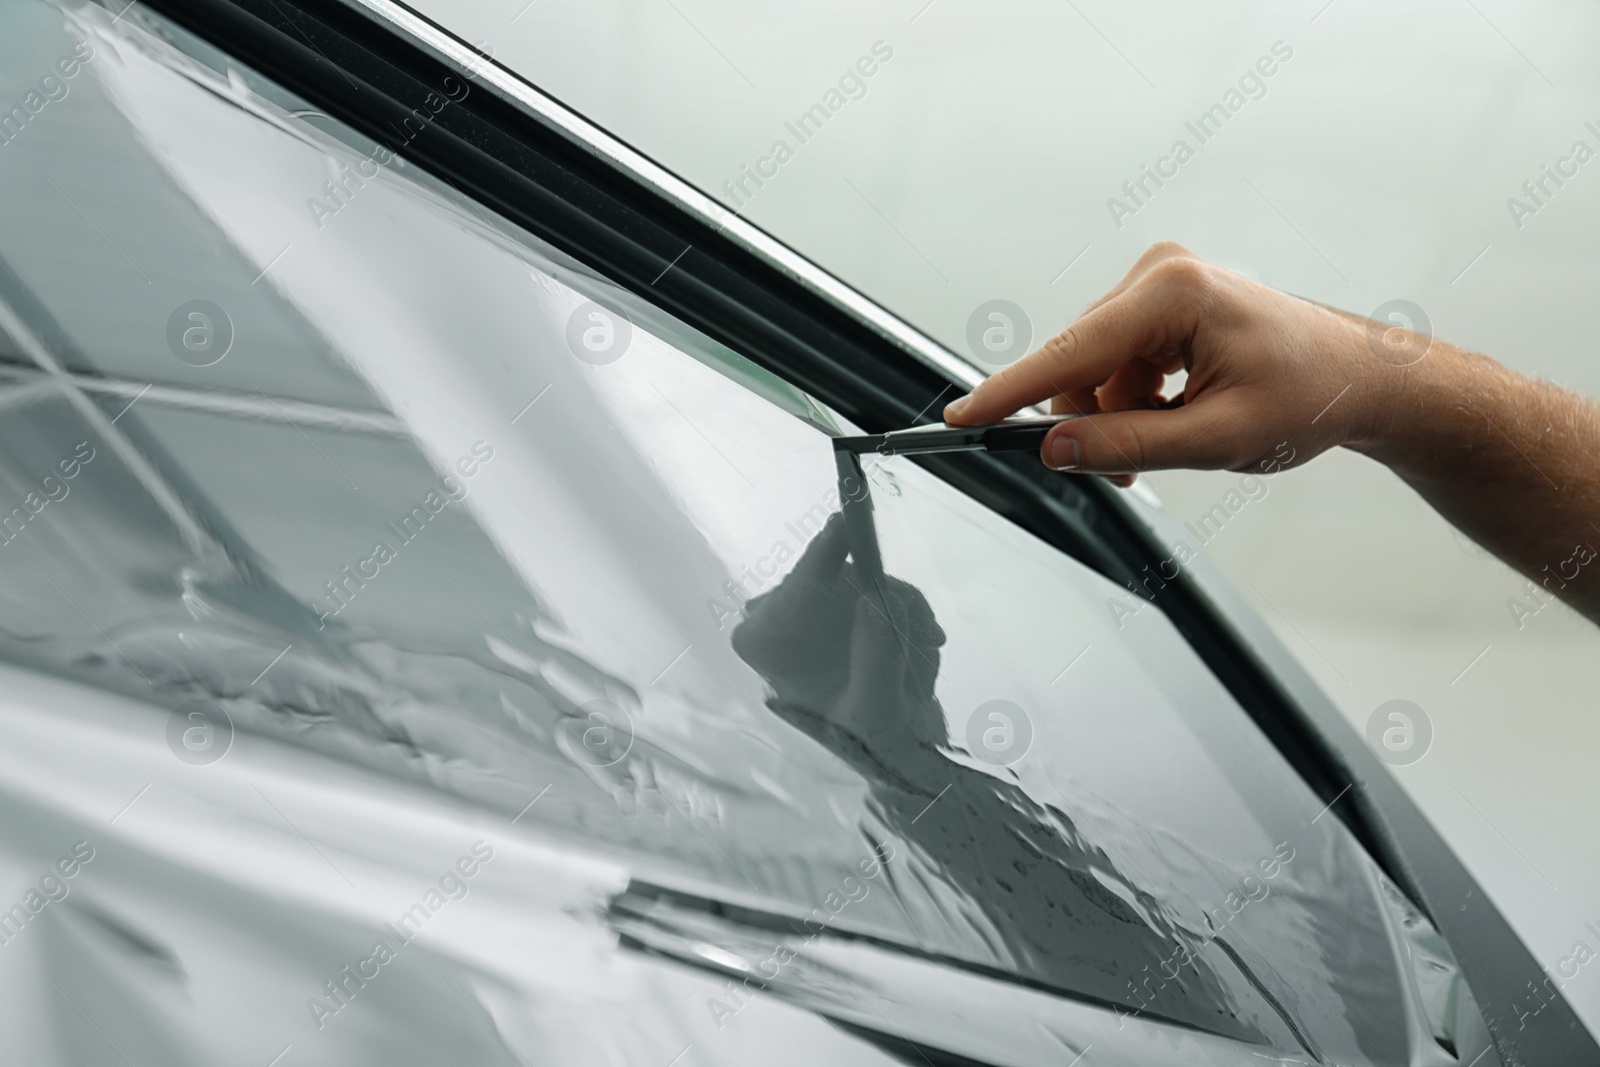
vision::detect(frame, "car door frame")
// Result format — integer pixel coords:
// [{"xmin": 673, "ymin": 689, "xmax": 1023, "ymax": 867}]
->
[{"xmin": 120, "ymin": 0, "xmax": 1594, "ymax": 1059}]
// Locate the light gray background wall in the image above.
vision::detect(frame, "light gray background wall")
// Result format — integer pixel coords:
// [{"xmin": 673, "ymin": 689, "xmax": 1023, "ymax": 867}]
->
[{"xmin": 413, "ymin": 0, "xmax": 1600, "ymax": 1029}]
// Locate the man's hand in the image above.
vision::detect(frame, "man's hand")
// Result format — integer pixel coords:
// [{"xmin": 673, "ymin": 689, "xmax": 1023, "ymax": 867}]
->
[
  {"xmin": 944, "ymin": 243, "xmax": 1395, "ymax": 486},
  {"xmin": 944, "ymin": 242, "xmax": 1600, "ymax": 623}
]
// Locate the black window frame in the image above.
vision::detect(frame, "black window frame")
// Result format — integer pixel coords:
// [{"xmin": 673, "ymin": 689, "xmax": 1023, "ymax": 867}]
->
[{"xmin": 119, "ymin": 0, "xmax": 1595, "ymax": 1059}]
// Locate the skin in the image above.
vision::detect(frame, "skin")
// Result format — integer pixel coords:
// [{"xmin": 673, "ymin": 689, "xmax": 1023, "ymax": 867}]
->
[{"xmin": 943, "ymin": 243, "xmax": 1600, "ymax": 624}]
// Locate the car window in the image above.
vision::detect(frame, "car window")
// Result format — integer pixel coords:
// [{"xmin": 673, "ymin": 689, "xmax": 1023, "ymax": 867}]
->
[{"xmin": 0, "ymin": 2, "xmax": 1479, "ymax": 1063}]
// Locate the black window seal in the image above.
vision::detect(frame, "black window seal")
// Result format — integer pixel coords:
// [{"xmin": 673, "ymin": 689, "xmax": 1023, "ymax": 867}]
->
[{"xmin": 118, "ymin": 0, "xmax": 1594, "ymax": 1058}]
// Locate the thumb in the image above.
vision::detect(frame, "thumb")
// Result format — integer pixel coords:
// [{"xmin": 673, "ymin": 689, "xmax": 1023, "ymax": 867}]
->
[{"xmin": 1040, "ymin": 398, "xmax": 1249, "ymax": 474}]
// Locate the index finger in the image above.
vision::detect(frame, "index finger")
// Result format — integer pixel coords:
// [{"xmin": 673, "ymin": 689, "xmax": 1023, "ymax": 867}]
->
[{"xmin": 944, "ymin": 263, "xmax": 1201, "ymax": 426}]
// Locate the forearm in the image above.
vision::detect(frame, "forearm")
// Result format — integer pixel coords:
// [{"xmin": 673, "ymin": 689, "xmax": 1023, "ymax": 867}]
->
[
  {"xmin": 942, "ymin": 243, "xmax": 1600, "ymax": 627},
  {"xmin": 1349, "ymin": 343, "xmax": 1600, "ymax": 621}
]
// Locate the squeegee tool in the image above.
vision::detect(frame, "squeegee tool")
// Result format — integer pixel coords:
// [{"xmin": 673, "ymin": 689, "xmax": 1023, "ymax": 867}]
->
[{"xmin": 831, "ymin": 414, "xmax": 1078, "ymax": 457}]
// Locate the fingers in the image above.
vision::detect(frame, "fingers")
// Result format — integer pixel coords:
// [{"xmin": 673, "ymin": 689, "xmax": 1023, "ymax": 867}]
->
[
  {"xmin": 1081, "ymin": 241, "xmax": 1196, "ymax": 316},
  {"xmin": 1050, "ymin": 387, "xmax": 1099, "ymax": 418},
  {"xmin": 1056, "ymin": 246, "xmax": 1195, "ymax": 437},
  {"xmin": 945, "ymin": 256, "xmax": 1207, "ymax": 426},
  {"xmin": 1091, "ymin": 360, "xmax": 1170, "ymax": 486},
  {"xmin": 1096, "ymin": 358, "xmax": 1169, "ymax": 412},
  {"xmin": 1036, "ymin": 356, "xmax": 1180, "ymax": 485},
  {"xmin": 1040, "ymin": 395, "xmax": 1247, "ymax": 475}
]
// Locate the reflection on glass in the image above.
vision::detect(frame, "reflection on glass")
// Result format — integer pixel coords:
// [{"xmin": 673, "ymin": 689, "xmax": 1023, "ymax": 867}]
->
[
  {"xmin": 0, "ymin": 1, "xmax": 1479, "ymax": 1064},
  {"xmin": 734, "ymin": 509, "xmax": 1265, "ymax": 1038}
]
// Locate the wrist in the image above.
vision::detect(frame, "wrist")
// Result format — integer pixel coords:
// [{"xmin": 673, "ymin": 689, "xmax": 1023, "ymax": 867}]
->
[{"xmin": 1342, "ymin": 339, "xmax": 1475, "ymax": 475}]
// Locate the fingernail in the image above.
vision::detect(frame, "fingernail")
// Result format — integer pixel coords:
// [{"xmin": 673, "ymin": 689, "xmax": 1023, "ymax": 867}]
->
[
  {"xmin": 943, "ymin": 394, "xmax": 972, "ymax": 422},
  {"xmin": 1046, "ymin": 434, "xmax": 1081, "ymax": 471}
]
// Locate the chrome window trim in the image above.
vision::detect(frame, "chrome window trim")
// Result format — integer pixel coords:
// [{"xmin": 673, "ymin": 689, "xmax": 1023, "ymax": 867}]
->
[
  {"xmin": 338, "ymin": 0, "xmax": 986, "ymax": 395},
  {"xmin": 93, "ymin": 0, "xmax": 1598, "ymax": 1051}
]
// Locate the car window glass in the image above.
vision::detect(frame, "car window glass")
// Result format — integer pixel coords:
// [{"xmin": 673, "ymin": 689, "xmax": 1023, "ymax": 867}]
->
[{"xmin": 0, "ymin": 3, "xmax": 1473, "ymax": 1063}]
